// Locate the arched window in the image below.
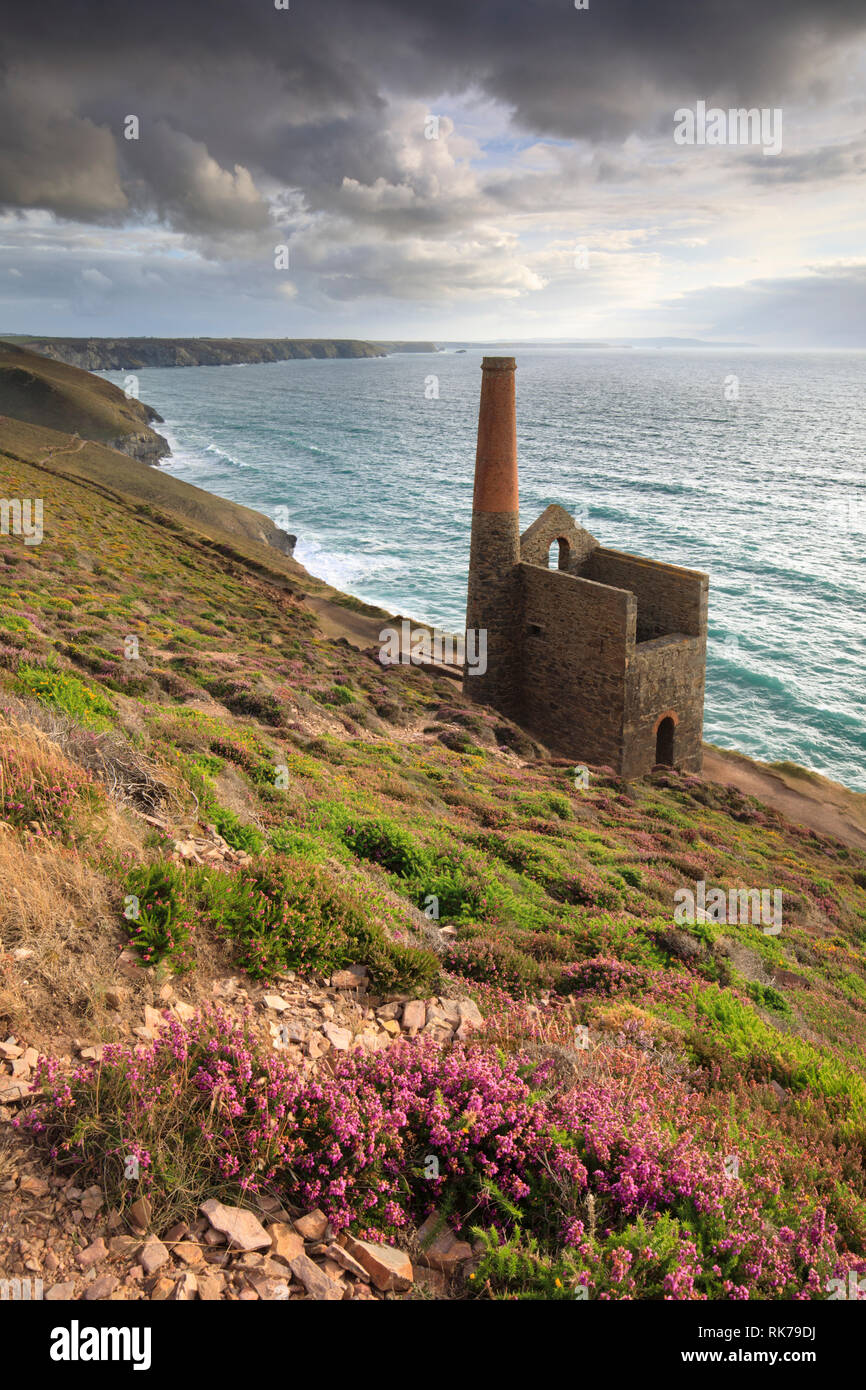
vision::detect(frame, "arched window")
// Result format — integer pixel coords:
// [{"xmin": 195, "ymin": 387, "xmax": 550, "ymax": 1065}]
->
[
  {"xmin": 655, "ymin": 716, "xmax": 675, "ymax": 766},
  {"xmin": 547, "ymin": 537, "xmax": 571, "ymax": 571}
]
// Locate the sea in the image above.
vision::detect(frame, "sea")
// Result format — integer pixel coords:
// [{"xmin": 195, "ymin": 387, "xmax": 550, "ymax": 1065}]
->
[{"xmin": 102, "ymin": 347, "xmax": 866, "ymax": 793}]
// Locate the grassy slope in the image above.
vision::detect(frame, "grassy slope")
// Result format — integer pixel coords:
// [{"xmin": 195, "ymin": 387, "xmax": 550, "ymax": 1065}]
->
[
  {"xmin": 0, "ymin": 341, "xmax": 169, "ymax": 459},
  {"xmin": 1, "ymin": 442, "xmax": 865, "ymax": 1298},
  {"xmin": 0, "ymin": 417, "xmax": 302, "ymax": 561}
]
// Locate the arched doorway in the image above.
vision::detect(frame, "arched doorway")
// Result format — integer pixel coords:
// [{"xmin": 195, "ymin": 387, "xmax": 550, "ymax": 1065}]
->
[
  {"xmin": 547, "ymin": 537, "xmax": 571, "ymax": 571},
  {"xmin": 655, "ymin": 716, "xmax": 675, "ymax": 766}
]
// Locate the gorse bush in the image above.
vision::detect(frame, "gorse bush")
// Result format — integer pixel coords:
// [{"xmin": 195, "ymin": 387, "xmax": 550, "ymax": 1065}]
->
[
  {"xmin": 208, "ymin": 804, "xmax": 265, "ymax": 855},
  {"xmin": 17, "ymin": 660, "xmax": 115, "ymax": 728}
]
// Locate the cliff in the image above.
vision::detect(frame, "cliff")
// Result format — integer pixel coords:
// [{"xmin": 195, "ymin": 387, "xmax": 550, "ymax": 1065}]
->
[
  {"xmin": 0, "ymin": 342, "xmax": 170, "ymax": 464},
  {"xmin": 4, "ymin": 337, "xmax": 438, "ymax": 371}
]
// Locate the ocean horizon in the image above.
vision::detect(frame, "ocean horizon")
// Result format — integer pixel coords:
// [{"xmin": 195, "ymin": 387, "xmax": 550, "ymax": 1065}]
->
[{"xmin": 105, "ymin": 346, "xmax": 866, "ymax": 793}]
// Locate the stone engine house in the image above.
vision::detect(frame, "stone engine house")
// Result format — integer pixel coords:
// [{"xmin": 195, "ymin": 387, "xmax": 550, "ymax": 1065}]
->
[{"xmin": 463, "ymin": 357, "xmax": 709, "ymax": 779}]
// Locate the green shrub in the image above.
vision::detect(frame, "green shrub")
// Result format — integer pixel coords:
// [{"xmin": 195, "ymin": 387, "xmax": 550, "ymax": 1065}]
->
[
  {"xmin": 209, "ymin": 805, "xmax": 266, "ymax": 855},
  {"xmin": 17, "ymin": 660, "xmax": 115, "ymax": 728},
  {"xmin": 342, "ymin": 815, "xmax": 426, "ymax": 878},
  {"xmin": 124, "ymin": 863, "xmax": 196, "ymax": 972},
  {"xmin": 211, "ymin": 858, "xmax": 437, "ymax": 990}
]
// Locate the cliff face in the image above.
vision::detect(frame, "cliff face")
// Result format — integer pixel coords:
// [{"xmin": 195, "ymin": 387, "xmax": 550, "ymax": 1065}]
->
[
  {"xmin": 7, "ymin": 337, "xmax": 435, "ymax": 371},
  {"xmin": 0, "ymin": 342, "xmax": 170, "ymax": 464}
]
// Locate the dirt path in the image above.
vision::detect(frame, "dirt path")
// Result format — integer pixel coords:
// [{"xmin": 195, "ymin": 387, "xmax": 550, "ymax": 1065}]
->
[{"xmin": 703, "ymin": 746, "xmax": 866, "ymax": 851}]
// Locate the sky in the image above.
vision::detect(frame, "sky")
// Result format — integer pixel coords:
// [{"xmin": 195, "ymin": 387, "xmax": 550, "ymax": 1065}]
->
[{"xmin": 1, "ymin": 0, "xmax": 865, "ymax": 345}]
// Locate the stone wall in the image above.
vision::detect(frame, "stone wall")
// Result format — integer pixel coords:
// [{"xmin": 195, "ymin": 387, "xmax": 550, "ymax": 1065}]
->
[
  {"xmin": 520, "ymin": 504, "xmax": 599, "ymax": 575},
  {"xmin": 622, "ymin": 634, "xmax": 707, "ymax": 777},
  {"xmin": 517, "ymin": 563, "xmax": 634, "ymax": 769},
  {"xmin": 584, "ymin": 548, "xmax": 707, "ymax": 642}
]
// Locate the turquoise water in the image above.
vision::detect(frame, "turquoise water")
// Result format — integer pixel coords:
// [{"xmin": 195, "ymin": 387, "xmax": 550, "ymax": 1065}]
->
[{"xmin": 104, "ymin": 348, "xmax": 866, "ymax": 791}]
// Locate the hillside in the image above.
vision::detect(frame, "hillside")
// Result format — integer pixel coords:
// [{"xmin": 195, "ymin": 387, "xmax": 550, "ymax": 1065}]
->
[
  {"xmin": 2, "ymin": 337, "xmax": 438, "ymax": 371},
  {"xmin": 0, "ymin": 342, "xmax": 169, "ymax": 463},
  {"xmin": 0, "ymin": 416, "xmax": 298, "ymax": 560},
  {"xmin": 1, "ymin": 432, "xmax": 865, "ymax": 1304}
]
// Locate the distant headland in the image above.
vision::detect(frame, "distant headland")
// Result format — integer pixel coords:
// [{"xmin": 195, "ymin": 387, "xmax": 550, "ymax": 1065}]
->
[{"xmin": 0, "ymin": 337, "xmax": 439, "ymax": 372}]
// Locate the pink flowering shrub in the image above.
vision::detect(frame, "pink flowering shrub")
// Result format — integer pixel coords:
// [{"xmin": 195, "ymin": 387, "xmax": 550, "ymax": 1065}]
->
[
  {"xmin": 26, "ymin": 1009, "xmax": 583, "ymax": 1240},
  {"xmin": 24, "ymin": 1010, "xmax": 864, "ymax": 1298},
  {"xmin": 558, "ymin": 955, "xmax": 647, "ymax": 998}
]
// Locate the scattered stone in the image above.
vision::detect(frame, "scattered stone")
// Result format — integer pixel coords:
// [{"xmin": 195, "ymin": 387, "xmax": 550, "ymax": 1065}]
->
[
  {"xmin": 129, "ymin": 1197, "xmax": 152, "ymax": 1231},
  {"xmin": 263, "ymin": 994, "xmax": 289, "ymax": 1012},
  {"xmin": 0, "ymin": 1080, "xmax": 30, "ymax": 1104},
  {"xmin": 45, "ymin": 1282, "xmax": 76, "ymax": 1301},
  {"xmin": 196, "ymin": 1273, "xmax": 225, "ymax": 1300},
  {"xmin": 402, "ymin": 1000, "xmax": 426, "ymax": 1032},
  {"xmin": 325, "ymin": 1243, "xmax": 369, "ymax": 1280},
  {"xmin": 169, "ymin": 1271, "xmax": 198, "ymax": 1300},
  {"xmin": 344, "ymin": 1236, "xmax": 413, "ymax": 1292},
  {"xmin": 330, "ymin": 966, "xmax": 368, "ymax": 989},
  {"xmin": 289, "ymin": 1253, "xmax": 343, "ymax": 1301},
  {"xmin": 268, "ymin": 1222, "xmax": 304, "ymax": 1265},
  {"xmin": 199, "ymin": 1198, "xmax": 271, "ymax": 1252},
  {"xmin": 414, "ymin": 1267, "xmax": 448, "ymax": 1297},
  {"xmin": 76, "ymin": 1238, "xmax": 108, "ymax": 1271},
  {"xmin": 173, "ymin": 1241, "xmax": 203, "ymax": 1267},
  {"xmin": 80, "ymin": 1186, "xmax": 104, "ymax": 1220},
  {"xmin": 322, "ymin": 1022, "xmax": 352, "ymax": 1051},
  {"xmin": 458, "ymin": 997, "xmax": 483, "ymax": 1024},
  {"xmin": 293, "ymin": 1209, "xmax": 328, "ymax": 1241},
  {"xmin": 138, "ymin": 1239, "xmax": 170, "ymax": 1275},
  {"xmin": 149, "ymin": 1276, "xmax": 176, "ymax": 1300},
  {"xmin": 416, "ymin": 1213, "xmax": 473, "ymax": 1271},
  {"xmin": 108, "ymin": 1236, "xmax": 141, "ymax": 1258},
  {"xmin": 247, "ymin": 1273, "xmax": 291, "ymax": 1301},
  {"xmin": 85, "ymin": 1274, "xmax": 119, "ymax": 1301},
  {"xmin": 19, "ymin": 1175, "xmax": 50, "ymax": 1198}
]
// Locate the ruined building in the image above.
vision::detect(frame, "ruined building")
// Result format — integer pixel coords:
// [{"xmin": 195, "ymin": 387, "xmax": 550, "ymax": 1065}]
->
[{"xmin": 464, "ymin": 357, "xmax": 709, "ymax": 778}]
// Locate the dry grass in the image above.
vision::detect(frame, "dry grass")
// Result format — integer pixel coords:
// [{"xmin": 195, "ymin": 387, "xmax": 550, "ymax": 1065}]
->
[
  {"xmin": 0, "ymin": 828, "xmax": 121, "ymax": 1041},
  {"xmin": 0, "ymin": 710, "xmax": 152, "ymax": 1043},
  {"xmin": 1, "ymin": 695, "xmax": 186, "ymax": 816}
]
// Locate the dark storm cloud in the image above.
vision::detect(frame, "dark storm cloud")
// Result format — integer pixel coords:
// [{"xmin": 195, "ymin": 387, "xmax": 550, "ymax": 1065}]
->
[{"xmin": 1, "ymin": 0, "xmax": 865, "ymax": 231}]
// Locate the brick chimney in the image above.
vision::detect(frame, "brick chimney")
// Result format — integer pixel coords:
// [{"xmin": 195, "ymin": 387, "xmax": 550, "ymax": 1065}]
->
[{"xmin": 464, "ymin": 357, "xmax": 521, "ymax": 711}]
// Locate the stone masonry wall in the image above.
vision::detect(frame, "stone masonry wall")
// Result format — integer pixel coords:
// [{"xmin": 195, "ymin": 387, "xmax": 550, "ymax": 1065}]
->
[
  {"xmin": 622, "ymin": 634, "xmax": 707, "ymax": 778},
  {"xmin": 584, "ymin": 548, "xmax": 707, "ymax": 642},
  {"xmin": 517, "ymin": 563, "xmax": 635, "ymax": 770}
]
